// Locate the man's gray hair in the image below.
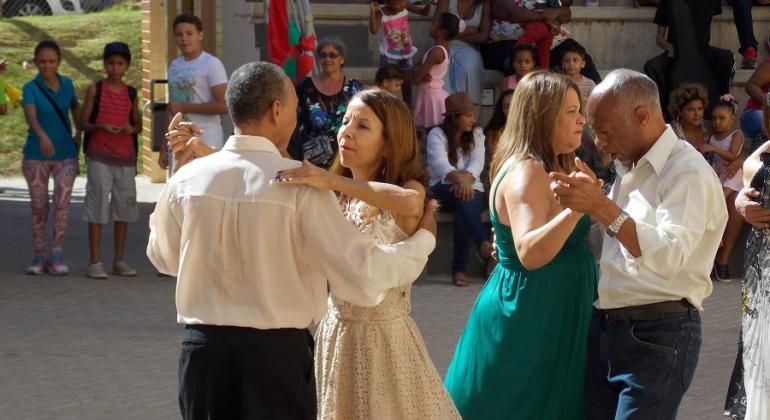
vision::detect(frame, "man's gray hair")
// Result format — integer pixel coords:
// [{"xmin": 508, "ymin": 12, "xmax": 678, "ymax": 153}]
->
[
  {"xmin": 225, "ymin": 62, "xmax": 287, "ymax": 124},
  {"xmin": 597, "ymin": 69, "xmax": 662, "ymax": 117}
]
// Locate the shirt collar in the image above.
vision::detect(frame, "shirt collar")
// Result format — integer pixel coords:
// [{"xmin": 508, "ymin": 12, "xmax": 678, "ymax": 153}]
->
[
  {"xmin": 34, "ymin": 73, "xmax": 60, "ymax": 92},
  {"xmin": 221, "ymin": 135, "xmax": 282, "ymax": 156},
  {"xmin": 617, "ymin": 125, "xmax": 678, "ymax": 177}
]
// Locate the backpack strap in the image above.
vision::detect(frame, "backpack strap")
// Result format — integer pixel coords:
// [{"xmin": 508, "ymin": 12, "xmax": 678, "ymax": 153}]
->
[
  {"xmin": 83, "ymin": 80, "xmax": 103, "ymax": 157},
  {"xmin": 127, "ymin": 85, "xmax": 139, "ymax": 163}
]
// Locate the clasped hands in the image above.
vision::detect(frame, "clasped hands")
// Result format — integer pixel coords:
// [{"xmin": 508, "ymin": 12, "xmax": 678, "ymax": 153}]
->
[{"xmin": 549, "ymin": 158, "xmax": 606, "ymax": 215}]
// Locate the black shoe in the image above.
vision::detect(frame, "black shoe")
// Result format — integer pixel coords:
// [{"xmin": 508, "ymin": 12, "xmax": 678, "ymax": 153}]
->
[{"xmin": 714, "ymin": 263, "xmax": 732, "ymax": 283}]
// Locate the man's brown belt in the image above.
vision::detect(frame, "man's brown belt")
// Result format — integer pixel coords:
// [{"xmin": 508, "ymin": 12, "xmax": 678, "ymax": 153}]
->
[{"xmin": 601, "ymin": 299, "xmax": 695, "ymax": 321}]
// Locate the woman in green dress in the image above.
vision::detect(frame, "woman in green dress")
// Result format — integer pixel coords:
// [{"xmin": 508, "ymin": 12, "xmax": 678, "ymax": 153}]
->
[{"xmin": 444, "ymin": 71, "xmax": 599, "ymax": 419}]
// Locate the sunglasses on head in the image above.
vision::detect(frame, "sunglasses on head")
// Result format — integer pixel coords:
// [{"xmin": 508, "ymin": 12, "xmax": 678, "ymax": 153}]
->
[{"xmin": 319, "ymin": 52, "xmax": 340, "ymax": 59}]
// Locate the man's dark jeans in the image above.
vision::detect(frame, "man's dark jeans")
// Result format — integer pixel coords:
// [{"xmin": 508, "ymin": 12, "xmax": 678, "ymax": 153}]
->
[
  {"xmin": 178, "ymin": 325, "xmax": 316, "ymax": 420},
  {"xmin": 585, "ymin": 309, "xmax": 702, "ymax": 420}
]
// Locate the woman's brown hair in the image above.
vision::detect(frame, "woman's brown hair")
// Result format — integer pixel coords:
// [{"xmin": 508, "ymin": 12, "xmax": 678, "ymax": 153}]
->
[
  {"xmin": 330, "ymin": 89, "xmax": 428, "ymax": 187},
  {"xmin": 490, "ymin": 71, "xmax": 581, "ymax": 182}
]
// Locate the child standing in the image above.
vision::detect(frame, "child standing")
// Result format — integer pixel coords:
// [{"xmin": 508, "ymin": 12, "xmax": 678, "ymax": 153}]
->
[
  {"xmin": 370, "ymin": 0, "xmax": 432, "ymax": 105},
  {"xmin": 560, "ymin": 43, "xmax": 596, "ymax": 103},
  {"xmin": 81, "ymin": 42, "xmax": 140, "ymax": 279},
  {"xmin": 159, "ymin": 14, "xmax": 228, "ymax": 174},
  {"xmin": 700, "ymin": 95, "xmax": 745, "ymax": 281},
  {"xmin": 413, "ymin": 12, "xmax": 460, "ymax": 131},
  {"xmin": 375, "ymin": 63, "xmax": 406, "ymax": 97},
  {"xmin": 500, "ymin": 44, "xmax": 538, "ymax": 91}
]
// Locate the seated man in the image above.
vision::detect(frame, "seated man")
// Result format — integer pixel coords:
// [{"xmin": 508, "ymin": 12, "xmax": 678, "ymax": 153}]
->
[{"xmin": 643, "ymin": 0, "xmax": 735, "ymax": 121}]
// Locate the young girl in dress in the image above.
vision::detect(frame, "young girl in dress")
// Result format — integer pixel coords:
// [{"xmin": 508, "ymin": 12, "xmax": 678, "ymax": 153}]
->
[
  {"xmin": 370, "ymin": 0, "xmax": 433, "ymax": 105},
  {"xmin": 700, "ymin": 95, "xmax": 746, "ymax": 282},
  {"xmin": 414, "ymin": 12, "xmax": 460, "ymax": 131},
  {"xmin": 277, "ymin": 89, "xmax": 460, "ymax": 419},
  {"xmin": 500, "ymin": 44, "xmax": 538, "ymax": 92}
]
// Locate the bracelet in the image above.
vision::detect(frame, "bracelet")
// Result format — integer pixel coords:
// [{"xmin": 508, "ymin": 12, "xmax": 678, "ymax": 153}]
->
[{"xmin": 605, "ymin": 210, "xmax": 629, "ymax": 238}]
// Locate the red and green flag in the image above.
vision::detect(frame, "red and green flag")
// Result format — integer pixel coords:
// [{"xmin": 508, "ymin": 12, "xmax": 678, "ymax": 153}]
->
[{"xmin": 267, "ymin": 0, "xmax": 316, "ymax": 84}]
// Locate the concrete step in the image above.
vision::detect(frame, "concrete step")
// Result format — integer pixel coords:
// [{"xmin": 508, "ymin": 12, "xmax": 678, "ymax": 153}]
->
[{"xmin": 251, "ymin": 4, "xmax": 770, "ymax": 70}]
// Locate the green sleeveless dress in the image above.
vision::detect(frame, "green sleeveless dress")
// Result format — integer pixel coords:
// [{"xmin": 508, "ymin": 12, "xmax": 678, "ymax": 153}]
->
[{"xmin": 444, "ymin": 164, "xmax": 599, "ymax": 420}]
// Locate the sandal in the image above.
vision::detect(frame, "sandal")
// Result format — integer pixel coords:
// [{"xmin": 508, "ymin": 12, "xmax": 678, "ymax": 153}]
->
[{"xmin": 453, "ymin": 272, "xmax": 470, "ymax": 287}]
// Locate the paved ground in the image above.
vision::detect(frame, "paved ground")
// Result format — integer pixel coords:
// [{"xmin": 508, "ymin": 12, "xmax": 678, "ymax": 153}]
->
[{"xmin": 0, "ymin": 176, "xmax": 743, "ymax": 419}]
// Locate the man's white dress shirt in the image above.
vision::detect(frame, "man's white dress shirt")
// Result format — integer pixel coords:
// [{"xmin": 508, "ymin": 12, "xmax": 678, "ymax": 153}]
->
[
  {"xmin": 147, "ymin": 135, "xmax": 435, "ymax": 329},
  {"xmin": 596, "ymin": 126, "xmax": 728, "ymax": 311}
]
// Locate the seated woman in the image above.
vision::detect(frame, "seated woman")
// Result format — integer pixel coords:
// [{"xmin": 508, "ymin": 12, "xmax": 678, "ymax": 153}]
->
[
  {"xmin": 669, "ymin": 83, "xmax": 712, "ymax": 151},
  {"xmin": 427, "ymin": 92, "xmax": 493, "ymax": 286},
  {"xmin": 288, "ymin": 37, "xmax": 362, "ymax": 169},
  {"xmin": 481, "ymin": 0, "xmax": 600, "ymax": 83}
]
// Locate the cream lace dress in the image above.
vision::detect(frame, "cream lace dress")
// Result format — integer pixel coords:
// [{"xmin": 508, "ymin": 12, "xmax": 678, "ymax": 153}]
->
[{"xmin": 315, "ymin": 197, "xmax": 460, "ymax": 419}]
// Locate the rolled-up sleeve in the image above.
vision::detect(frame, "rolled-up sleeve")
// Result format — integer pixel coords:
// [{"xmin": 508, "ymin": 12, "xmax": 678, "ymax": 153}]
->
[
  {"xmin": 427, "ymin": 128, "xmax": 456, "ymax": 184},
  {"xmin": 618, "ymin": 168, "xmax": 727, "ymax": 279},
  {"xmin": 297, "ymin": 188, "xmax": 435, "ymax": 306},
  {"xmin": 146, "ymin": 185, "xmax": 183, "ymax": 276}
]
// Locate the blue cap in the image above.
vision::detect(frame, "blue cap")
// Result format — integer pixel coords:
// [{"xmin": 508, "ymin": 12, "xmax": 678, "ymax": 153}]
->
[{"xmin": 103, "ymin": 42, "xmax": 131, "ymax": 62}]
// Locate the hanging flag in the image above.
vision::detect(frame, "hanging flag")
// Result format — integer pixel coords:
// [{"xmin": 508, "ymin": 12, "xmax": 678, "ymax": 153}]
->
[
  {"xmin": 267, "ymin": 0, "xmax": 291, "ymax": 67},
  {"xmin": 268, "ymin": 0, "xmax": 316, "ymax": 84}
]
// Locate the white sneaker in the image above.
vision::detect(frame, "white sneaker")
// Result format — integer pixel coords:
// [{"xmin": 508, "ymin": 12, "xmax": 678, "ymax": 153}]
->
[
  {"xmin": 112, "ymin": 261, "xmax": 137, "ymax": 277},
  {"xmin": 87, "ymin": 262, "xmax": 108, "ymax": 279}
]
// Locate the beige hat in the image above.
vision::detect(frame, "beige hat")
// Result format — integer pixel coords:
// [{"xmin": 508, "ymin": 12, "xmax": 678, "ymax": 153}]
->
[{"xmin": 443, "ymin": 92, "xmax": 478, "ymax": 116}]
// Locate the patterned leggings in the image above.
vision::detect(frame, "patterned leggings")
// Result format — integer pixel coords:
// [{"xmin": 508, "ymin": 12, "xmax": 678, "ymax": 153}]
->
[{"xmin": 21, "ymin": 159, "xmax": 78, "ymax": 255}]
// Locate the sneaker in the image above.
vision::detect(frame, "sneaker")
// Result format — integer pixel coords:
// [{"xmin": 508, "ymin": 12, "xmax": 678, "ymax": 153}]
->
[
  {"xmin": 47, "ymin": 251, "xmax": 69, "ymax": 276},
  {"xmin": 87, "ymin": 262, "xmax": 109, "ymax": 279},
  {"xmin": 112, "ymin": 261, "xmax": 137, "ymax": 277},
  {"xmin": 742, "ymin": 47, "xmax": 757, "ymax": 69},
  {"xmin": 27, "ymin": 255, "xmax": 46, "ymax": 275},
  {"xmin": 714, "ymin": 263, "xmax": 732, "ymax": 283}
]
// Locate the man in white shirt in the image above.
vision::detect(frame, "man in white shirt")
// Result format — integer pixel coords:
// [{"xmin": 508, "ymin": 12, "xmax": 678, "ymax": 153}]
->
[
  {"xmin": 551, "ymin": 69, "xmax": 728, "ymax": 419},
  {"xmin": 147, "ymin": 62, "xmax": 438, "ymax": 420}
]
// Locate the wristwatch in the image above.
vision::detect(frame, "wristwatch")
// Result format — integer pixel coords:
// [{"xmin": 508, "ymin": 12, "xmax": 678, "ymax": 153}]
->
[{"xmin": 605, "ymin": 210, "xmax": 629, "ymax": 238}]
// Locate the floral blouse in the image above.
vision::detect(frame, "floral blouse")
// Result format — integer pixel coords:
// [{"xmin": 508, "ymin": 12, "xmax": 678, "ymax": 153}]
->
[{"xmin": 288, "ymin": 76, "xmax": 362, "ymax": 169}]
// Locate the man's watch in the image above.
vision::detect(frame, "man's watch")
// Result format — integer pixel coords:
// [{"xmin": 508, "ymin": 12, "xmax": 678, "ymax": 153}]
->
[{"xmin": 605, "ymin": 210, "xmax": 630, "ymax": 238}]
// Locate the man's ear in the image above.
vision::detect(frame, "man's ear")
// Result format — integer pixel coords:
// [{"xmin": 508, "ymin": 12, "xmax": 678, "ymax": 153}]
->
[
  {"xmin": 270, "ymin": 99, "xmax": 282, "ymax": 123},
  {"xmin": 634, "ymin": 105, "xmax": 651, "ymax": 127}
]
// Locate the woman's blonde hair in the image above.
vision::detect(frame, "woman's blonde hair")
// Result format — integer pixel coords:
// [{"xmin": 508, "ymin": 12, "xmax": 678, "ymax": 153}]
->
[
  {"xmin": 490, "ymin": 71, "xmax": 581, "ymax": 182},
  {"xmin": 331, "ymin": 89, "xmax": 428, "ymax": 186}
]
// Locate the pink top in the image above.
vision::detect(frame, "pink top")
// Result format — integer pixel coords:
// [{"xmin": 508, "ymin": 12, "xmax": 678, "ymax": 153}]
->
[
  {"xmin": 503, "ymin": 75, "xmax": 518, "ymax": 90},
  {"xmin": 423, "ymin": 45, "xmax": 449, "ymax": 90}
]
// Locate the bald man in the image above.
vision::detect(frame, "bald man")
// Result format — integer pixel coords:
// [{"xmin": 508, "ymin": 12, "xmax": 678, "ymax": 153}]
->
[{"xmin": 551, "ymin": 69, "xmax": 727, "ymax": 419}]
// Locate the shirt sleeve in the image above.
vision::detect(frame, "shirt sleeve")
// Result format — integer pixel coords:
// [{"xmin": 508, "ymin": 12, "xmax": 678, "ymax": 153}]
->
[
  {"xmin": 466, "ymin": 127, "xmax": 486, "ymax": 183},
  {"xmin": 617, "ymin": 167, "xmax": 727, "ymax": 279},
  {"xmin": 22, "ymin": 82, "xmax": 36, "ymax": 106},
  {"xmin": 297, "ymin": 187, "xmax": 435, "ymax": 306},
  {"xmin": 207, "ymin": 56, "xmax": 229, "ymax": 88},
  {"xmin": 146, "ymin": 185, "xmax": 183, "ymax": 276},
  {"xmin": 427, "ymin": 128, "xmax": 456, "ymax": 184}
]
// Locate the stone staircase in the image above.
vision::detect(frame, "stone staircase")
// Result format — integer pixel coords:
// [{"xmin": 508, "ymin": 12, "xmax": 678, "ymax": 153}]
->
[{"xmin": 250, "ymin": 1, "xmax": 761, "ymax": 278}]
